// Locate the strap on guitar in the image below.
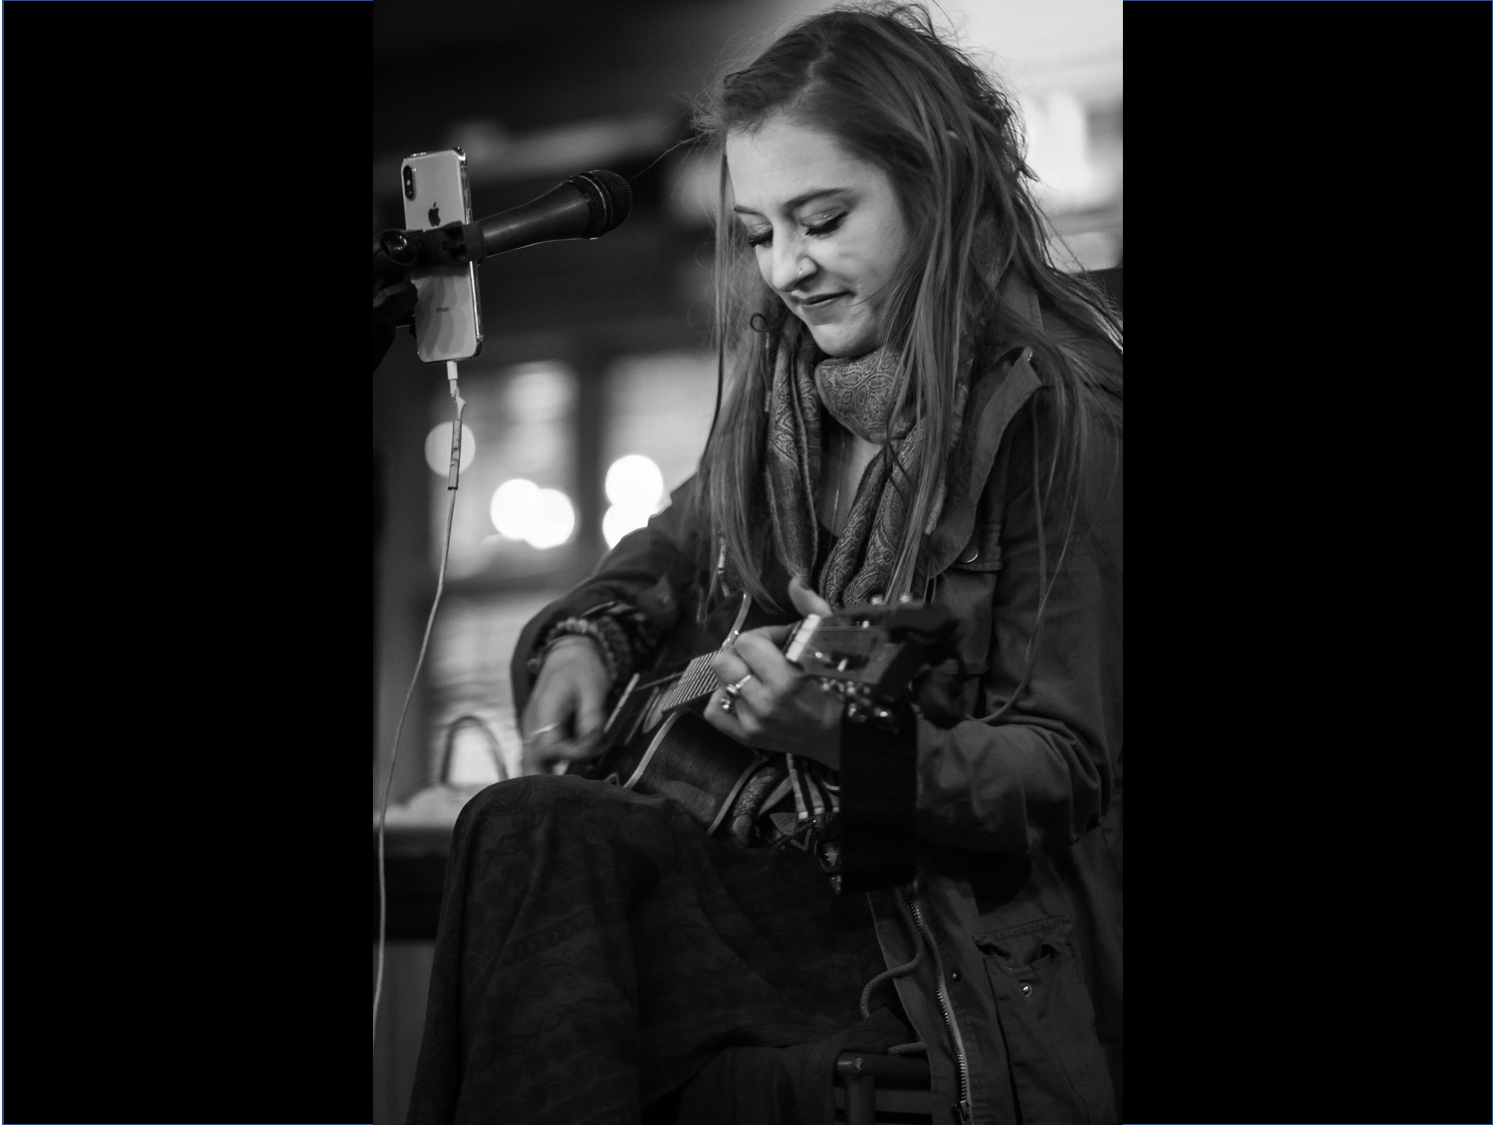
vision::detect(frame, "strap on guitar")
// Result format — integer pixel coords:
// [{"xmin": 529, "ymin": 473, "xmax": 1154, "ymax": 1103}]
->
[
  {"xmin": 820, "ymin": 603, "xmax": 965, "ymax": 895},
  {"xmin": 829, "ymin": 697, "xmax": 918, "ymax": 895}
]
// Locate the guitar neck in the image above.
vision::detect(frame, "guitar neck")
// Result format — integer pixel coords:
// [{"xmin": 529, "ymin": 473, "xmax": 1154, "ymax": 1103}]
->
[
  {"xmin": 605, "ymin": 605, "xmax": 832, "ymax": 741},
  {"xmin": 653, "ymin": 652, "xmax": 721, "ymax": 713},
  {"xmin": 652, "ymin": 611, "xmax": 820, "ymax": 716}
]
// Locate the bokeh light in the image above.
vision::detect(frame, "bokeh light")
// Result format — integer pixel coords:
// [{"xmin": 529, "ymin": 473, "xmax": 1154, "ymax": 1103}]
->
[
  {"xmin": 603, "ymin": 503, "xmax": 649, "ymax": 549},
  {"xmin": 527, "ymin": 489, "xmax": 576, "ymax": 549},
  {"xmin": 602, "ymin": 454, "xmax": 665, "ymax": 547},
  {"xmin": 604, "ymin": 454, "xmax": 664, "ymax": 510},
  {"xmin": 489, "ymin": 479, "xmax": 575, "ymax": 549},
  {"xmin": 490, "ymin": 479, "xmax": 542, "ymax": 540},
  {"xmin": 425, "ymin": 422, "xmax": 477, "ymax": 475}
]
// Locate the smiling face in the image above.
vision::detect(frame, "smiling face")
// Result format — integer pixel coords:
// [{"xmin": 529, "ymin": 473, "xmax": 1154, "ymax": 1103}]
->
[{"xmin": 726, "ymin": 116, "xmax": 911, "ymax": 358}]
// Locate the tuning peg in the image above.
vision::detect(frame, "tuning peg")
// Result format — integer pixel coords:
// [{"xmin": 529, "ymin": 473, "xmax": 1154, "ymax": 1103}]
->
[
  {"xmin": 871, "ymin": 706, "xmax": 893, "ymax": 724},
  {"xmin": 845, "ymin": 701, "xmax": 867, "ymax": 723}
]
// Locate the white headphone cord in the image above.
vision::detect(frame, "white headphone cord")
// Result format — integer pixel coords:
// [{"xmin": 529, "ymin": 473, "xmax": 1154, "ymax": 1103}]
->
[{"xmin": 374, "ymin": 360, "xmax": 465, "ymax": 1058}]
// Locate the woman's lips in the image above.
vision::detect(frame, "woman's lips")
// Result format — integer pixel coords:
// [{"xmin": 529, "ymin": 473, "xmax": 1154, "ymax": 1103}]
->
[{"xmin": 797, "ymin": 293, "xmax": 846, "ymax": 318}]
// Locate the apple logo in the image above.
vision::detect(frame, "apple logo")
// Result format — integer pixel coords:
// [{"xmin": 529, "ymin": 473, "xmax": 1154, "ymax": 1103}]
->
[{"xmin": 428, "ymin": 203, "xmax": 441, "ymax": 227}]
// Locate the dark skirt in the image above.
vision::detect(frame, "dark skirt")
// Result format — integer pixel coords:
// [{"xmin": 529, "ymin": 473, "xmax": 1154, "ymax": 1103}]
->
[{"xmin": 405, "ymin": 774, "xmax": 913, "ymax": 1125}]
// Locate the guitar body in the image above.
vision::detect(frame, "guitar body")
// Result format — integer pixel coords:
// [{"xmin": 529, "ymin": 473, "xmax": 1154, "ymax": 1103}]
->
[
  {"xmin": 585, "ymin": 710, "xmax": 776, "ymax": 836},
  {"xmin": 571, "ymin": 594, "xmax": 961, "ymax": 891},
  {"xmin": 573, "ymin": 592, "xmax": 785, "ymax": 838}
]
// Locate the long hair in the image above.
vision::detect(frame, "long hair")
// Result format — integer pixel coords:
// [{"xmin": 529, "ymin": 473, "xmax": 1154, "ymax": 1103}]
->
[{"xmin": 690, "ymin": 1, "xmax": 1122, "ymax": 614}]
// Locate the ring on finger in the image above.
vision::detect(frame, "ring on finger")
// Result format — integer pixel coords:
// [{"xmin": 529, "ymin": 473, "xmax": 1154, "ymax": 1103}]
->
[
  {"xmin": 718, "ymin": 693, "xmax": 737, "ymax": 715},
  {"xmin": 722, "ymin": 673, "xmax": 753, "ymax": 701}
]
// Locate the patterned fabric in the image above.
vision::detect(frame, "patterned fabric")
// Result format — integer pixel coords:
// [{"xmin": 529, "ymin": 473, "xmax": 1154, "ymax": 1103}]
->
[
  {"xmin": 813, "ymin": 347, "xmax": 905, "ymax": 443},
  {"xmin": 751, "ymin": 755, "xmax": 841, "ymax": 851},
  {"xmin": 405, "ymin": 774, "xmax": 909, "ymax": 1125},
  {"xmin": 763, "ymin": 334, "xmax": 971, "ymax": 609}
]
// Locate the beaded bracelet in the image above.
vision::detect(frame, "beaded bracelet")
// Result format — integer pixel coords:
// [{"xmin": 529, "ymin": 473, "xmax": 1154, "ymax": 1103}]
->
[
  {"xmin": 531, "ymin": 606, "xmax": 637, "ymax": 684},
  {"xmin": 531, "ymin": 620, "xmax": 612, "ymax": 681}
]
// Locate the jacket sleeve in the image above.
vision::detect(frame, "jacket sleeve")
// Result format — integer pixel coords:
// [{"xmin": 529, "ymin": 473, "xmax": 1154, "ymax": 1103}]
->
[
  {"xmin": 915, "ymin": 401, "xmax": 1123, "ymax": 856},
  {"xmin": 509, "ymin": 475, "xmax": 712, "ymax": 716}
]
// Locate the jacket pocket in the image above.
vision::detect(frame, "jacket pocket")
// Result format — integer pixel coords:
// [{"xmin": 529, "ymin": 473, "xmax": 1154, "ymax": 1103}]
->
[
  {"xmin": 974, "ymin": 915, "xmax": 1116, "ymax": 1125},
  {"xmin": 933, "ymin": 528, "xmax": 999, "ymax": 677}
]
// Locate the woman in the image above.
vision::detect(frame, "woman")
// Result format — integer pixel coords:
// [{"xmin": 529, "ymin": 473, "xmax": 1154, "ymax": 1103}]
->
[{"xmin": 407, "ymin": 4, "xmax": 1122, "ymax": 1122}]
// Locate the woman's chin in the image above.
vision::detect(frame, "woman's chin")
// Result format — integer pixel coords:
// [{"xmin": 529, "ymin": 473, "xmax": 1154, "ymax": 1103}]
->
[{"xmin": 804, "ymin": 322, "xmax": 879, "ymax": 360}]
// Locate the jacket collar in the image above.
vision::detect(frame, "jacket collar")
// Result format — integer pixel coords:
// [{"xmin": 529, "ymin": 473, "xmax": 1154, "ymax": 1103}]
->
[
  {"xmin": 999, "ymin": 267, "xmax": 1044, "ymax": 335},
  {"xmin": 924, "ymin": 272, "xmax": 1046, "ymax": 576}
]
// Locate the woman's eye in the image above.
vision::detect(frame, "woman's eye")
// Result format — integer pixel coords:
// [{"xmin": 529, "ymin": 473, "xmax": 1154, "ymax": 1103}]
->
[
  {"xmin": 805, "ymin": 213, "xmax": 846, "ymax": 237},
  {"xmin": 742, "ymin": 211, "xmax": 843, "ymax": 247}
]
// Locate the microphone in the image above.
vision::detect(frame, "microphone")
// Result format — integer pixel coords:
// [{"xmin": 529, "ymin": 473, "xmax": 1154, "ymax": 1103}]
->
[{"xmin": 381, "ymin": 170, "xmax": 632, "ymax": 268}]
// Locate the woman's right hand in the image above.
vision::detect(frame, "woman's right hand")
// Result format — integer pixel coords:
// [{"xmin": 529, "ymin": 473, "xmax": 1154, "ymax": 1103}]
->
[{"xmin": 520, "ymin": 636, "xmax": 611, "ymax": 774}]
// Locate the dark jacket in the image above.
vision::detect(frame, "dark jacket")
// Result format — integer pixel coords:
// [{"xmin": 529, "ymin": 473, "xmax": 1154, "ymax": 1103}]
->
[{"xmin": 513, "ymin": 275, "xmax": 1123, "ymax": 1125}]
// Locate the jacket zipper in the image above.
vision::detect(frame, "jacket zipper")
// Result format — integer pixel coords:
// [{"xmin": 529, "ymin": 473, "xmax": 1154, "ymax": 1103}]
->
[{"xmin": 905, "ymin": 881, "xmax": 973, "ymax": 1123}]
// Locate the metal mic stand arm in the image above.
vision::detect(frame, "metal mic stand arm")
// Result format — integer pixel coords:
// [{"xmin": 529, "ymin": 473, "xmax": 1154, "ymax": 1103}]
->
[{"xmin": 377, "ymin": 222, "xmax": 485, "ymax": 269}]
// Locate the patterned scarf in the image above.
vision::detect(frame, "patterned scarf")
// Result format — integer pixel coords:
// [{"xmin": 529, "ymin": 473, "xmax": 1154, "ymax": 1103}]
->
[{"xmin": 763, "ymin": 335, "xmax": 970, "ymax": 609}]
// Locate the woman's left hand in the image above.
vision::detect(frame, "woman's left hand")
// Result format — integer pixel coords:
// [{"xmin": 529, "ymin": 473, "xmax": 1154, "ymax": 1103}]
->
[{"xmin": 703, "ymin": 577, "xmax": 843, "ymax": 770}]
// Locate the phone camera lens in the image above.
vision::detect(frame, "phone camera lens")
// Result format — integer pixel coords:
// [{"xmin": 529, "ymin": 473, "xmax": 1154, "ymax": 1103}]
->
[{"xmin": 403, "ymin": 167, "xmax": 415, "ymax": 200}]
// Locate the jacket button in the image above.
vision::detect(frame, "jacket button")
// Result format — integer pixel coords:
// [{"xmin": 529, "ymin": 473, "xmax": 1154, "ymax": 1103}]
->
[
  {"xmin": 1020, "ymin": 984, "xmax": 1033, "ymax": 998},
  {"xmin": 957, "ymin": 544, "xmax": 979, "ymax": 564},
  {"xmin": 950, "ymin": 970, "xmax": 961, "ymax": 982}
]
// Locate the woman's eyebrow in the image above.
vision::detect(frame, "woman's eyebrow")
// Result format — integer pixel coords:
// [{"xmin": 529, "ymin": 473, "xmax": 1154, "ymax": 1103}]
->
[{"xmin": 731, "ymin": 187, "xmax": 852, "ymax": 217}]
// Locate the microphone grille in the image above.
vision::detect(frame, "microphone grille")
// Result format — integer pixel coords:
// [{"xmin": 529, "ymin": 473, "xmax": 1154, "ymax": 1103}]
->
[{"xmin": 569, "ymin": 170, "xmax": 633, "ymax": 238}]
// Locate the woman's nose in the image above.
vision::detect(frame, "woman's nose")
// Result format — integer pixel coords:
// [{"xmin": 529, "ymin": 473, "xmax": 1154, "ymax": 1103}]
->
[{"xmin": 768, "ymin": 240, "xmax": 810, "ymax": 293}]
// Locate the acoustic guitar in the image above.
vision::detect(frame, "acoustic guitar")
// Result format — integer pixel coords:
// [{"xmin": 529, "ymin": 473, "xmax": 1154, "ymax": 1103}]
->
[{"xmin": 569, "ymin": 591, "xmax": 959, "ymax": 892}]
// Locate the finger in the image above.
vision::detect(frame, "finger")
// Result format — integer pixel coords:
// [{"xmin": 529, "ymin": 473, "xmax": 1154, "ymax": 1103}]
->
[
  {"xmin": 578, "ymin": 666, "xmax": 618, "ymax": 749},
  {"xmin": 521, "ymin": 713, "xmax": 564, "ymax": 762},
  {"xmin": 703, "ymin": 692, "xmax": 731, "ymax": 735},
  {"xmin": 788, "ymin": 575, "xmax": 833, "ymax": 618},
  {"xmin": 708, "ymin": 646, "xmax": 752, "ymax": 686},
  {"xmin": 576, "ymin": 687, "xmax": 606, "ymax": 738},
  {"xmin": 731, "ymin": 631, "xmax": 800, "ymax": 691},
  {"xmin": 543, "ymin": 737, "xmax": 598, "ymax": 763},
  {"xmin": 524, "ymin": 727, "xmax": 602, "ymax": 775},
  {"xmin": 703, "ymin": 688, "xmax": 751, "ymax": 740}
]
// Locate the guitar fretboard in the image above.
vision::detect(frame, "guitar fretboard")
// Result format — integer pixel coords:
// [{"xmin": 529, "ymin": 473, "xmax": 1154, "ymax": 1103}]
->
[{"xmin": 654, "ymin": 654, "xmax": 721, "ymax": 714}]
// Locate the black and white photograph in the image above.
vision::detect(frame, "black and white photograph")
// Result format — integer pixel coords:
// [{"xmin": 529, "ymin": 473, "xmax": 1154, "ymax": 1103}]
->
[{"xmin": 372, "ymin": 1, "xmax": 1121, "ymax": 1122}]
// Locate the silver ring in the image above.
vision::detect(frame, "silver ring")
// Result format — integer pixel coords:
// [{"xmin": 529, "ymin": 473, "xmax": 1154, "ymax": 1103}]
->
[
  {"xmin": 718, "ymin": 695, "xmax": 736, "ymax": 715},
  {"xmin": 527, "ymin": 722, "xmax": 563, "ymax": 739},
  {"xmin": 723, "ymin": 673, "xmax": 753, "ymax": 701}
]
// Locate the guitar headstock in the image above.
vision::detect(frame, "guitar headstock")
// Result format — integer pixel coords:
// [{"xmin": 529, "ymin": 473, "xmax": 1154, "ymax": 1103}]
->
[{"xmin": 784, "ymin": 600, "xmax": 961, "ymax": 720}]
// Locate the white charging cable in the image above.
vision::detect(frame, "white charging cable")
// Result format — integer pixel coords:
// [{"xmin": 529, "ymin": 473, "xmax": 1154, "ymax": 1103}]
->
[{"xmin": 374, "ymin": 359, "xmax": 465, "ymax": 1057}]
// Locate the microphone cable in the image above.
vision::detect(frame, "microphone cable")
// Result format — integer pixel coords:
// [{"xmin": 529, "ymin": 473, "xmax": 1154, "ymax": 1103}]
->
[{"xmin": 374, "ymin": 360, "xmax": 466, "ymax": 1058}]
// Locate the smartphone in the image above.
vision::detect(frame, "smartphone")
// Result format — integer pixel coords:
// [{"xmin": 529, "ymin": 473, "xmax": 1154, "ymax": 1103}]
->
[{"xmin": 401, "ymin": 149, "xmax": 483, "ymax": 363}]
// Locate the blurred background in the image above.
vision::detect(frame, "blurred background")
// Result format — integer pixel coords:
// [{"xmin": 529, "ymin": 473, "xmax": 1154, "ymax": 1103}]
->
[{"xmin": 372, "ymin": 1, "xmax": 1119, "ymax": 1119}]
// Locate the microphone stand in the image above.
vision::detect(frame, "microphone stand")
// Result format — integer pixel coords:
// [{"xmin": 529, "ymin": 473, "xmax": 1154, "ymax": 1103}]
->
[{"xmin": 377, "ymin": 222, "xmax": 482, "ymax": 270}]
